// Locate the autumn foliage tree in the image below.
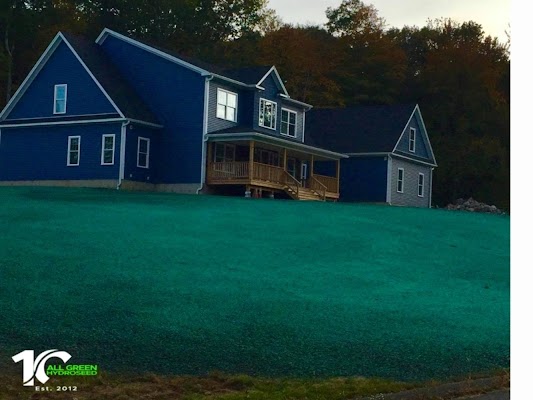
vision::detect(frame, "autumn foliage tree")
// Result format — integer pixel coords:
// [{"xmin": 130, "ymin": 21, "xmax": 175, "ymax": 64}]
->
[{"xmin": 0, "ymin": 0, "xmax": 510, "ymax": 209}]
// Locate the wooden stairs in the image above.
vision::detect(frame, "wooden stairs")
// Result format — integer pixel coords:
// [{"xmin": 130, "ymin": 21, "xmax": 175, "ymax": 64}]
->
[{"xmin": 284, "ymin": 186, "xmax": 323, "ymax": 201}]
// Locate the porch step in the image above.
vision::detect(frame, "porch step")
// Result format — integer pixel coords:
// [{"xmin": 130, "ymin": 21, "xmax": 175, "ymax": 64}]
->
[{"xmin": 284, "ymin": 186, "xmax": 323, "ymax": 201}]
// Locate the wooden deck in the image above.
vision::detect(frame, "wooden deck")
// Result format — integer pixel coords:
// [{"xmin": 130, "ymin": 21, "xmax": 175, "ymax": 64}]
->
[{"xmin": 207, "ymin": 161, "xmax": 339, "ymax": 201}]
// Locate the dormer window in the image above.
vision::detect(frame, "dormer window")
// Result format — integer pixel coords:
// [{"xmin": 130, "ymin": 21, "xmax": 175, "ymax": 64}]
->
[
  {"xmin": 54, "ymin": 84, "xmax": 67, "ymax": 114},
  {"xmin": 216, "ymin": 88, "xmax": 237, "ymax": 122},
  {"xmin": 281, "ymin": 109, "xmax": 297, "ymax": 137},
  {"xmin": 409, "ymin": 128, "xmax": 416, "ymax": 152},
  {"xmin": 259, "ymin": 98, "xmax": 277, "ymax": 130}
]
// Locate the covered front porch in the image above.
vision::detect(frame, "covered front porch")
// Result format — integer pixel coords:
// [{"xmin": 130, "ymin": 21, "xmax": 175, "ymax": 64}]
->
[{"xmin": 205, "ymin": 133, "xmax": 346, "ymax": 201}]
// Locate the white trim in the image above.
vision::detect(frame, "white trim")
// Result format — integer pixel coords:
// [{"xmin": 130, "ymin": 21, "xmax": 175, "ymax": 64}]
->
[
  {"xmin": 258, "ymin": 98, "xmax": 277, "ymax": 130},
  {"xmin": 67, "ymin": 135, "xmax": 81, "ymax": 166},
  {"xmin": 386, "ymin": 155, "xmax": 392, "ymax": 204},
  {"xmin": 118, "ymin": 122, "xmax": 128, "ymax": 188},
  {"xmin": 96, "ymin": 28, "xmax": 209, "ymax": 76},
  {"xmin": 127, "ymin": 119, "xmax": 163, "ymax": 129},
  {"xmin": 280, "ymin": 96, "xmax": 313, "ymax": 109},
  {"xmin": 396, "ymin": 167, "xmax": 404, "ymax": 193},
  {"xmin": 5, "ymin": 113, "xmax": 118, "ymax": 122},
  {"xmin": 418, "ymin": 172, "xmax": 425, "ymax": 197},
  {"xmin": 300, "ymin": 162, "xmax": 308, "ymax": 180},
  {"xmin": 53, "ymin": 84, "xmax": 67, "ymax": 114},
  {"xmin": 0, "ymin": 32, "xmax": 63, "ymax": 121},
  {"xmin": 216, "ymin": 88, "xmax": 238, "ymax": 122},
  {"xmin": 392, "ymin": 104, "xmax": 437, "ymax": 165},
  {"xmin": 409, "ymin": 127, "xmax": 416, "ymax": 153},
  {"xmin": 392, "ymin": 106, "xmax": 417, "ymax": 153},
  {"xmin": 280, "ymin": 108, "xmax": 297, "ymax": 138},
  {"xmin": 391, "ymin": 152, "xmax": 437, "ymax": 167},
  {"xmin": 414, "ymin": 104, "xmax": 438, "ymax": 164},
  {"xmin": 345, "ymin": 152, "xmax": 391, "ymax": 157},
  {"xmin": 257, "ymin": 66, "xmax": 289, "ymax": 96},
  {"xmin": 60, "ymin": 33, "xmax": 125, "ymax": 118},
  {"xmin": 101, "ymin": 134, "xmax": 116, "ymax": 165},
  {"xmin": 0, "ymin": 118, "xmax": 126, "ymax": 128},
  {"xmin": 206, "ymin": 132, "xmax": 348, "ymax": 159},
  {"xmin": 137, "ymin": 136, "xmax": 150, "ymax": 168}
]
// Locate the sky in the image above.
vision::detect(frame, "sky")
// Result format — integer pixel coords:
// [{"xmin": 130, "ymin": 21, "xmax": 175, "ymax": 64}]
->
[{"xmin": 267, "ymin": 0, "xmax": 510, "ymax": 42}]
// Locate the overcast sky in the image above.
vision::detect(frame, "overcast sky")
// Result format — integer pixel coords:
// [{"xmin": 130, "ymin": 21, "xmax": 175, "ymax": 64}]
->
[{"xmin": 267, "ymin": 0, "xmax": 510, "ymax": 42}]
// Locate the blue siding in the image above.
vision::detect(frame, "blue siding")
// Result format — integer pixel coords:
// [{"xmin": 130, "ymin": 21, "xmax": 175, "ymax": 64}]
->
[
  {"xmin": 124, "ymin": 124, "xmax": 159, "ymax": 183},
  {"xmin": 0, "ymin": 123, "xmax": 122, "ymax": 181},
  {"xmin": 6, "ymin": 41, "xmax": 118, "ymax": 121},
  {"xmin": 394, "ymin": 111, "xmax": 431, "ymax": 160},
  {"xmin": 316, "ymin": 157, "xmax": 388, "ymax": 202},
  {"xmin": 99, "ymin": 36, "xmax": 205, "ymax": 184}
]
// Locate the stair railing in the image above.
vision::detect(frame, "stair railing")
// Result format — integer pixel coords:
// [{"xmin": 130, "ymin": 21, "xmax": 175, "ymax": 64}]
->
[
  {"xmin": 309, "ymin": 176, "xmax": 327, "ymax": 201},
  {"xmin": 283, "ymin": 171, "xmax": 301, "ymax": 199}
]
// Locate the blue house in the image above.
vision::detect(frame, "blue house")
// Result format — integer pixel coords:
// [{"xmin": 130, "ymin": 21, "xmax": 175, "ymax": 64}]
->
[
  {"xmin": 0, "ymin": 29, "xmax": 346, "ymax": 201},
  {"xmin": 306, "ymin": 104, "xmax": 438, "ymax": 208}
]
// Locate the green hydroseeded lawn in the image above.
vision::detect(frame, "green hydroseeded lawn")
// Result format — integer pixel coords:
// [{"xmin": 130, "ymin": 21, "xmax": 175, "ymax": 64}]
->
[{"xmin": 0, "ymin": 187, "xmax": 509, "ymax": 381}]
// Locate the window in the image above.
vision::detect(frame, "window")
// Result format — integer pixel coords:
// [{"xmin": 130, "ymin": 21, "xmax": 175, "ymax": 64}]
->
[
  {"xmin": 214, "ymin": 143, "xmax": 235, "ymax": 163},
  {"xmin": 397, "ymin": 168, "xmax": 404, "ymax": 193},
  {"xmin": 216, "ymin": 89, "xmax": 237, "ymax": 122},
  {"xmin": 254, "ymin": 148, "xmax": 279, "ymax": 166},
  {"xmin": 259, "ymin": 98, "xmax": 277, "ymax": 130},
  {"xmin": 54, "ymin": 84, "xmax": 67, "ymax": 114},
  {"xmin": 137, "ymin": 137, "xmax": 150, "ymax": 168},
  {"xmin": 409, "ymin": 128, "xmax": 416, "ymax": 152},
  {"xmin": 101, "ymin": 134, "xmax": 115, "ymax": 165},
  {"xmin": 67, "ymin": 136, "xmax": 80, "ymax": 166},
  {"xmin": 418, "ymin": 173, "xmax": 425, "ymax": 197},
  {"xmin": 281, "ymin": 109, "xmax": 297, "ymax": 137}
]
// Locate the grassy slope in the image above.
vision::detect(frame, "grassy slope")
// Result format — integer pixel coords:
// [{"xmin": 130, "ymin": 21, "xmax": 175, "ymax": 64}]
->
[{"xmin": 0, "ymin": 187, "xmax": 510, "ymax": 382}]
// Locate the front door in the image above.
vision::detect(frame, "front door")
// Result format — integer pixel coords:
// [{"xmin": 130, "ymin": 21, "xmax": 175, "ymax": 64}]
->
[{"xmin": 301, "ymin": 162, "xmax": 308, "ymax": 187}]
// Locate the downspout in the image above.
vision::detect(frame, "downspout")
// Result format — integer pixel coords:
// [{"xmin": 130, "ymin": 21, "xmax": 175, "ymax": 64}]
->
[
  {"xmin": 197, "ymin": 75, "xmax": 214, "ymax": 194},
  {"xmin": 117, "ymin": 120, "xmax": 130, "ymax": 190}
]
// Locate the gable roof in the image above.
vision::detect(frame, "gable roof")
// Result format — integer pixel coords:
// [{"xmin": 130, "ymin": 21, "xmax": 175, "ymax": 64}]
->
[
  {"xmin": 306, "ymin": 103, "xmax": 417, "ymax": 153},
  {"xmin": 62, "ymin": 33, "xmax": 159, "ymax": 125},
  {"xmin": 95, "ymin": 28, "xmax": 293, "ymax": 98},
  {"xmin": 0, "ymin": 32, "xmax": 159, "ymax": 126}
]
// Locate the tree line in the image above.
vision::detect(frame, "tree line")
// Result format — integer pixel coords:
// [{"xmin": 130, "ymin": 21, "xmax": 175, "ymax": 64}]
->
[{"xmin": 0, "ymin": 0, "xmax": 510, "ymax": 209}]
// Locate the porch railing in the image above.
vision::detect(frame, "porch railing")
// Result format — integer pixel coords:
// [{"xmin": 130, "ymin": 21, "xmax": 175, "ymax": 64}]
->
[
  {"xmin": 314, "ymin": 174, "xmax": 338, "ymax": 193},
  {"xmin": 208, "ymin": 161, "xmax": 249, "ymax": 180},
  {"xmin": 252, "ymin": 162, "xmax": 285, "ymax": 183}
]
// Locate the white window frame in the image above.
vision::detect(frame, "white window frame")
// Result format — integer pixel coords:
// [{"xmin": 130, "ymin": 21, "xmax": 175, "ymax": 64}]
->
[
  {"xmin": 216, "ymin": 88, "xmax": 238, "ymax": 122},
  {"xmin": 54, "ymin": 84, "xmax": 68, "ymax": 115},
  {"xmin": 281, "ymin": 108, "xmax": 297, "ymax": 138},
  {"xmin": 137, "ymin": 137, "xmax": 150, "ymax": 169},
  {"xmin": 67, "ymin": 135, "xmax": 80, "ymax": 166},
  {"xmin": 101, "ymin": 134, "xmax": 115, "ymax": 166},
  {"xmin": 397, "ymin": 168, "xmax": 404, "ymax": 193},
  {"xmin": 409, "ymin": 127, "xmax": 416, "ymax": 152},
  {"xmin": 418, "ymin": 173, "xmax": 425, "ymax": 197},
  {"xmin": 259, "ymin": 98, "xmax": 277, "ymax": 130}
]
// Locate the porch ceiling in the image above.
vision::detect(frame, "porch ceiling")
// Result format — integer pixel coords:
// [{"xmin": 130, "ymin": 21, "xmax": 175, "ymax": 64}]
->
[{"xmin": 206, "ymin": 131, "xmax": 347, "ymax": 161}]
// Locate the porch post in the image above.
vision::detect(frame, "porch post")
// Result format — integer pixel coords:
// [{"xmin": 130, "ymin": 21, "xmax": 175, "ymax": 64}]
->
[
  {"xmin": 336, "ymin": 159, "xmax": 341, "ymax": 193},
  {"xmin": 249, "ymin": 141, "xmax": 255, "ymax": 181},
  {"xmin": 283, "ymin": 148, "xmax": 287, "ymax": 171},
  {"xmin": 310, "ymin": 155, "xmax": 314, "ymax": 178}
]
